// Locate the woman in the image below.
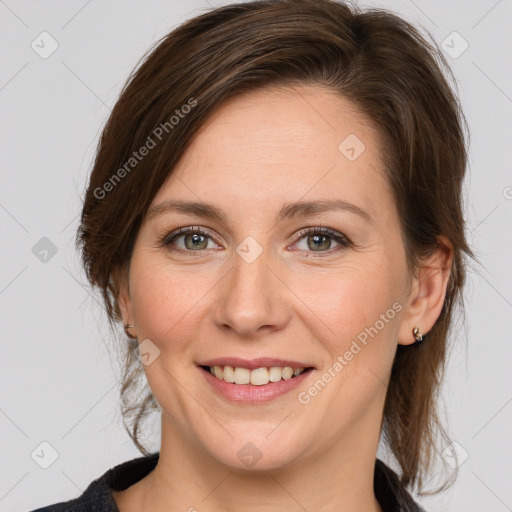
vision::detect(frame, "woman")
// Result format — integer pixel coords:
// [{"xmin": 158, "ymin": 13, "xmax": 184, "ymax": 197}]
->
[{"xmin": 32, "ymin": 0, "xmax": 474, "ymax": 510}]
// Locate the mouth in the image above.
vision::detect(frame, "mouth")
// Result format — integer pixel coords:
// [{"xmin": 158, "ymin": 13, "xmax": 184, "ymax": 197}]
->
[{"xmin": 197, "ymin": 359, "xmax": 315, "ymax": 386}]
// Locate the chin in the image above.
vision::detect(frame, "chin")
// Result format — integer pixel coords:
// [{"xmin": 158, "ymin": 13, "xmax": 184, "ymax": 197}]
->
[{"xmin": 201, "ymin": 430, "xmax": 305, "ymax": 473}]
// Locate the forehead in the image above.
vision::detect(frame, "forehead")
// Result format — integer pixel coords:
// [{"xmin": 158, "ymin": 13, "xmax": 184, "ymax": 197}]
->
[{"xmin": 151, "ymin": 85, "xmax": 391, "ymax": 223}]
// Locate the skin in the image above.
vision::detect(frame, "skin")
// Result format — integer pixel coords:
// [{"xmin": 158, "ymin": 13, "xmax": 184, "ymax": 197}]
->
[{"xmin": 113, "ymin": 84, "xmax": 453, "ymax": 512}]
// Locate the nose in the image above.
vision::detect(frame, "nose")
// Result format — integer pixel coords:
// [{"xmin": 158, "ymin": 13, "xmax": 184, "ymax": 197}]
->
[{"xmin": 212, "ymin": 248, "xmax": 292, "ymax": 339}]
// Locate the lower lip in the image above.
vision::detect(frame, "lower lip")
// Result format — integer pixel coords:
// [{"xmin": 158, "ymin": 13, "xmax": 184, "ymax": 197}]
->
[{"xmin": 199, "ymin": 367, "xmax": 313, "ymax": 404}]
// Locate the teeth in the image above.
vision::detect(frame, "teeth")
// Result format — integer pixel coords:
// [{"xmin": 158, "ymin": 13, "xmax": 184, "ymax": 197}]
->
[
  {"xmin": 282, "ymin": 367, "xmax": 293, "ymax": 380},
  {"xmin": 234, "ymin": 367, "xmax": 251, "ymax": 384},
  {"xmin": 269, "ymin": 366, "xmax": 282, "ymax": 382},
  {"xmin": 223, "ymin": 365, "xmax": 235, "ymax": 383},
  {"xmin": 208, "ymin": 365, "xmax": 307, "ymax": 385},
  {"xmin": 250, "ymin": 367, "xmax": 269, "ymax": 385}
]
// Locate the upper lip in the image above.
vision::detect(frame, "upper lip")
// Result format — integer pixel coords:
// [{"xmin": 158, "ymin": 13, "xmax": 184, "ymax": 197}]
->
[{"xmin": 197, "ymin": 357, "xmax": 315, "ymax": 371}]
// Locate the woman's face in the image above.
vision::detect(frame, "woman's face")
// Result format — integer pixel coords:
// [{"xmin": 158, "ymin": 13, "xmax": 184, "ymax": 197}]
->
[{"xmin": 119, "ymin": 85, "xmax": 420, "ymax": 471}]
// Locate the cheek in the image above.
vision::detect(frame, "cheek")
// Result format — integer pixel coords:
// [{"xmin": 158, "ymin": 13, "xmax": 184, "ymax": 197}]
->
[
  {"xmin": 292, "ymin": 260, "xmax": 404, "ymax": 410},
  {"xmin": 128, "ymin": 238, "xmax": 405, "ymax": 367},
  {"xmin": 293, "ymin": 259, "xmax": 400, "ymax": 343},
  {"xmin": 129, "ymin": 255, "xmax": 209, "ymax": 349}
]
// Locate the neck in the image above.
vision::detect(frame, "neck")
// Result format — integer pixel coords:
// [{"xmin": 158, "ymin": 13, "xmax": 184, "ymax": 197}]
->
[{"xmin": 131, "ymin": 411, "xmax": 384, "ymax": 512}]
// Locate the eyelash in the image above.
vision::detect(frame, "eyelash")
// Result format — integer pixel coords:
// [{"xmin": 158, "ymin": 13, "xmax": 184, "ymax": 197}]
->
[{"xmin": 158, "ymin": 225, "xmax": 352, "ymax": 258}]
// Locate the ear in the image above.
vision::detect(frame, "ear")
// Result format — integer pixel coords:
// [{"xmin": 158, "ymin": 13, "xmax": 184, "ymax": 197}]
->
[
  {"xmin": 398, "ymin": 235, "xmax": 454, "ymax": 346},
  {"xmin": 114, "ymin": 263, "xmax": 135, "ymax": 329}
]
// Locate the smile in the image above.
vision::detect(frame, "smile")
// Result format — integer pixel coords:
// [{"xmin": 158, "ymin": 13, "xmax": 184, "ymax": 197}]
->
[
  {"xmin": 203, "ymin": 365, "xmax": 309, "ymax": 385},
  {"xmin": 197, "ymin": 358, "xmax": 315, "ymax": 403}
]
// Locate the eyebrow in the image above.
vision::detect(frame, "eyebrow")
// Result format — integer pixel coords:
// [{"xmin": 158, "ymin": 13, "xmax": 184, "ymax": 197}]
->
[{"xmin": 146, "ymin": 198, "xmax": 372, "ymax": 224}]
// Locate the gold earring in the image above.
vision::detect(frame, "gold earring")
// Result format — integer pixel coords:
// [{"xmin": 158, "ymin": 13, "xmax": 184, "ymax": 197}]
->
[
  {"xmin": 412, "ymin": 326, "xmax": 423, "ymax": 343},
  {"xmin": 124, "ymin": 323, "xmax": 135, "ymax": 338}
]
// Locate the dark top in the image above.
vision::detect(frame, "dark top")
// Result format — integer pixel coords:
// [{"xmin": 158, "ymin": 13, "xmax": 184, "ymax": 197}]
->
[{"xmin": 30, "ymin": 453, "xmax": 426, "ymax": 512}]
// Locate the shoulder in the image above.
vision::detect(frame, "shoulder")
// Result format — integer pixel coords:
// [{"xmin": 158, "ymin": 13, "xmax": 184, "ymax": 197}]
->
[
  {"xmin": 28, "ymin": 481, "xmax": 114, "ymax": 512},
  {"xmin": 374, "ymin": 459, "xmax": 428, "ymax": 512},
  {"xmin": 29, "ymin": 453, "xmax": 159, "ymax": 512}
]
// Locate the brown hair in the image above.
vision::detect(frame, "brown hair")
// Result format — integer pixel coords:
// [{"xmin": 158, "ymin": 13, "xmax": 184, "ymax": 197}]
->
[{"xmin": 77, "ymin": 0, "xmax": 475, "ymax": 493}]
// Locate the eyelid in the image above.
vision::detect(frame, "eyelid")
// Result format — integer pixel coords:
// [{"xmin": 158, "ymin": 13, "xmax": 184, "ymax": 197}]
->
[
  {"xmin": 159, "ymin": 224, "xmax": 352, "ymax": 256},
  {"xmin": 293, "ymin": 226, "xmax": 351, "ymax": 245},
  {"xmin": 161, "ymin": 225, "xmax": 223, "ymax": 246}
]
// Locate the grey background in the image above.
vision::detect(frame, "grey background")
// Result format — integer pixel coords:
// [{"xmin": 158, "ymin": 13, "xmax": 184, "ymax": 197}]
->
[{"xmin": 1, "ymin": 0, "xmax": 511, "ymax": 510}]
